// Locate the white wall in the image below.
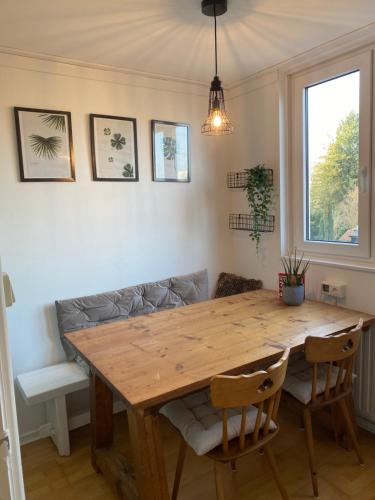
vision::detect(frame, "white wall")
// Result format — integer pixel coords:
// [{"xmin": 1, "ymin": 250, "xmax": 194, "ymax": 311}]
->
[
  {"xmin": 0, "ymin": 53, "xmax": 232, "ymax": 438},
  {"xmin": 226, "ymin": 73, "xmax": 281, "ymax": 289},
  {"xmin": 227, "ymin": 59, "xmax": 375, "ymax": 313}
]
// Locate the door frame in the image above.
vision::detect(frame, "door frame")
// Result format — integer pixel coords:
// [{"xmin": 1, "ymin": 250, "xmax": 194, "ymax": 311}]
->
[{"xmin": 0, "ymin": 258, "xmax": 25, "ymax": 500}]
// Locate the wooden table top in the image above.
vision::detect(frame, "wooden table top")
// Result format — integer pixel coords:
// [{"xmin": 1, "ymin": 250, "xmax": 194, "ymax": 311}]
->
[{"xmin": 65, "ymin": 290, "xmax": 374, "ymax": 410}]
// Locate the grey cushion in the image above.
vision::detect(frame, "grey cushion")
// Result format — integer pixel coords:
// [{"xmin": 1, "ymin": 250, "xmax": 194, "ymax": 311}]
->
[
  {"xmin": 283, "ymin": 359, "xmax": 349, "ymax": 405},
  {"xmin": 160, "ymin": 389, "xmax": 276, "ymax": 456},
  {"xmin": 55, "ymin": 270, "xmax": 208, "ymax": 360}
]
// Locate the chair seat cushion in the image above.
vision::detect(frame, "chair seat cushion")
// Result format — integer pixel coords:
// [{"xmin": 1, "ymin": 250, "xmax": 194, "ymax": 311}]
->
[
  {"xmin": 283, "ymin": 359, "xmax": 346, "ymax": 404},
  {"xmin": 160, "ymin": 389, "xmax": 276, "ymax": 456}
]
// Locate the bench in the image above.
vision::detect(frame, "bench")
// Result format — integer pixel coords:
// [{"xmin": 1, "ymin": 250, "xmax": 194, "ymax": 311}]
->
[
  {"xmin": 17, "ymin": 362, "xmax": 88, "ymax": 456},
  {"xmin": 39, "ymin": 270, "xmax": 208, "ymax": 455},
  {"xmin": 55, "ymin": 269, "xmax": 209, "ymax": 362}
]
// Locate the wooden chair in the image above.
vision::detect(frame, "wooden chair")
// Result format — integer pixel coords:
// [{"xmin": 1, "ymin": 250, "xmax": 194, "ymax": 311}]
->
[
  {"xmin": 161, "ymin": 349, "xmax": 290, "ymax": 500},
  {"xmin": 283, "ymin": 320, "xmax": 364, "ymax": 498}
]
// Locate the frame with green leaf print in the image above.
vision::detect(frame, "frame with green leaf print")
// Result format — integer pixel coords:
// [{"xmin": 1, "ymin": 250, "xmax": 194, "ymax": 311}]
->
[
  {"xmin": 151, "ymin": 120, "xmax": 190, "ymax": 182},
  {"xmin": 90, "ymin": 114, "xmax": 139, "ymax": 182},
  {"xmin": 14, "ymin": 107, "xmax": 75, "ymax": 182}
]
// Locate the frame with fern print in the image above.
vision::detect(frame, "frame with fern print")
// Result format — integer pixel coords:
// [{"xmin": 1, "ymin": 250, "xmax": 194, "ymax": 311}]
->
[
  {"xmin": 90, "ymin": 114, "xmax": 139, "ymax": 182},
  {"xmin": 14, "ymin": 107, "xmax": 75, "ymax": 182},
  {"xmin": 151, "ymin": 120, "xmax": 190, "ymax": 182}
]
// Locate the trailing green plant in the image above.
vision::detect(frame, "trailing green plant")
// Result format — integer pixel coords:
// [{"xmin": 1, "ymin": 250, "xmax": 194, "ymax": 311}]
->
[
  {"xmin": 281, "ymin": 249, "xmax": 310, "ymax": 287},
  {"xmin": 243, "ymin": 164, "xmax": 273, "ymax": 251},
  {"xmin": 39, "ymin": 114, "xmax": 66, "ymax": 133},
  {"xmin": 29, "ymin": 135, "xmax": 62, "ymax": 160}
]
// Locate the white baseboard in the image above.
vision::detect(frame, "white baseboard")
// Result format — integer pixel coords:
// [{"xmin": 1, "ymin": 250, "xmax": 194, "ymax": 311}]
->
[
  {"xmin": 68, "ymin": 400, "xmax": 126, "ymax": 431},
  {"xmin": 20, "ymin": 423, "xmax": 52, "ymax": 445},
  {"xmin": 20, "ymin": 401, "xmax": 127, "ymax": 446},
  {"xmin": 357, "ymin": 416, "xmax": 375, "ymax": 434}
]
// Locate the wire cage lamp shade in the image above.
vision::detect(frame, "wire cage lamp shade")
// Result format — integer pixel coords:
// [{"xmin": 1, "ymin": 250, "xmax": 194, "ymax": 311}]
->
[
  {"xmin": 201, "ymin": 0, "xmax": 233, "ymax": 136},
  {"xmin": 201, "ymin": 76, "xmax": 233, "ymax": 135}
]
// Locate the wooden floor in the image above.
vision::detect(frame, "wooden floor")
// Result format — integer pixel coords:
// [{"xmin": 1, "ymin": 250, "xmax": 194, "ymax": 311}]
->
[{"xmin": 22, "ymin": 405, "xmax": 375, "ymax": 500}]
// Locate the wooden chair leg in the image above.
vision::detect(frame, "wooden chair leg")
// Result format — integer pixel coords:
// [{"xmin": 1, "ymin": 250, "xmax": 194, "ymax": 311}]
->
[
  {"xmin": 346, "ymin": 394, "xmax": 360, "ymax": 441},
  {"xmin": 214, "ymin": 461, "xmax": 226, "ymax": 500},
  {"xmin": 303, "ymin": 408, "xmax": 319, "ymax": 498},
  {"xmin": 299, "ymin": 411, "xmax": 305, "ymax": 430},
  {"xmin": 172, "ymin": 439, "xmax": 187, "ymax": 500},
  {"xmin": 264, "ymin": 444, "xmax": 289, "ymax": 500},
  {"xmin": 338, "ymin": 399, "xmax": 364, "ymax": 465}
]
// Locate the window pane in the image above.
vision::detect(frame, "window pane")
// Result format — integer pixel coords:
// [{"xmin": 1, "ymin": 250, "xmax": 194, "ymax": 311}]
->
[{"xmin": 305, "ymin": 71, "xmax": 360, "ymax": 244}]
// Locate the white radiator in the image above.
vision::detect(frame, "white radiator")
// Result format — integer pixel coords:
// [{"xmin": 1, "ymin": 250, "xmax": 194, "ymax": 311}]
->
[{"xmin": 354, "ymin": 326, "xmax": 375, "ymax": 433}]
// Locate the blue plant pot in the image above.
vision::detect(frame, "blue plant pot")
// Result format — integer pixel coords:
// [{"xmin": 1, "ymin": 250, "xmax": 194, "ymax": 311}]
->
[{"xmin": 282, "ymin": 284, "xmax": 305, "ymax": 306}]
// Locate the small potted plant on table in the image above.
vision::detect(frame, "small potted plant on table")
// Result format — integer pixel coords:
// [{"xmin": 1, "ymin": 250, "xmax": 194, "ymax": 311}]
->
[{"xmin": 281, "ymin": 251, "xmax": 310, "ymax": 306}]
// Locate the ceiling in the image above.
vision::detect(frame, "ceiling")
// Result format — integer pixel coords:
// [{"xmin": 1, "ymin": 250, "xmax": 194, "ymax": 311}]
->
[{"xmin": 1, "ymin": 0, "xmax": 375, "ymax": 86}]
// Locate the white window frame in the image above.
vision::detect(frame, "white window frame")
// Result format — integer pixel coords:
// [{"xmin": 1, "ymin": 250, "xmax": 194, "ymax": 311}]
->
[{"xmin": 290, "ymin": 50, "xmax": 372, "ymax": 260}]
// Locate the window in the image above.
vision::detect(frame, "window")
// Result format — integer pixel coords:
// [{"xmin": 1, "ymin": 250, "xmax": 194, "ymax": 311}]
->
[
  {"xmin": 306, "ymin": 72, "xmax": 359, "ymax": 244},
  {"xmin": 291, "ymin": 51, "xmax": 372, "ymax": 259}
]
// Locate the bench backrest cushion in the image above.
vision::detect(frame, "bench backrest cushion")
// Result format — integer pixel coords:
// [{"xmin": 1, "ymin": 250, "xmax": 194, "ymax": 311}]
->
[{"xmin": 55, "ymin": 270, "xmax": 208, "ymax": 360}]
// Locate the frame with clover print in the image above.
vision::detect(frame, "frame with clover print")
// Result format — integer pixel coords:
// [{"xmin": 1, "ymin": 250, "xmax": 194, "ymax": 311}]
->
[
  {"xmin": 90, "ymin": 114, "xmax": 139, "ymax": 181},
  {"xmin": 151, "ymin": 120, "xmax": 190, "ymax": 182}
]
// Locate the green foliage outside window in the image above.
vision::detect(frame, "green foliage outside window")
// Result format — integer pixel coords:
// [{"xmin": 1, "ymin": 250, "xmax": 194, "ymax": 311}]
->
[{"xmin": 309, "ymin": 111, "xmax": 359, "ymax": 242}]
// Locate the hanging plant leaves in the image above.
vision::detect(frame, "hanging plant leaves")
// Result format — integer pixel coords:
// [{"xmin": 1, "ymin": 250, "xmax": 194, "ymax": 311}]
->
[
  {"xmin": 243, "ymin": 164, "xmax": 274, "ymax": 253},
  {"xmin": 39, "ymin": 114, "xmax": 66, "ymax": 133},
  {"xmin": 122, "ymin": 163, "xmax": 134, "ymax": 178},
  {"xmin": 29, "ymin": 135, "xmax": 62, "ymax": 160},
  {"xmin": 163, "ymin": 137, "xmax": 177, "ymax": 160},
  {"xmin": 111, "ymin": 133, "xmax": 126, "ymax": 150}
]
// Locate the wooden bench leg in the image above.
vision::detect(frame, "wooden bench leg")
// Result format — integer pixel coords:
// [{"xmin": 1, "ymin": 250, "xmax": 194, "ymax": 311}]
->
[
  {"xmin": 128, "ymin": 408, "xmax": 170, "ymax": 500},
  {"xmin": 90, "ymin": 370, "xmax": 113, "ymax": 473},
  {"xmin": 46, "ymin": 395, "xmax": 70, "ymax": 457}
]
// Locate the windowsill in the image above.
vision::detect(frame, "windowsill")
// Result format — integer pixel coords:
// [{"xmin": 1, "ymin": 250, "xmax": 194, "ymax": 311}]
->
[{"xmin": 290, "ymin": 254, "xmax": 375, "ymax": 274}]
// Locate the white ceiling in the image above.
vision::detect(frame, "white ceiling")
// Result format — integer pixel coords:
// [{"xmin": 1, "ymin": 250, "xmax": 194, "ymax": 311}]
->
[{"xmin": 1, "ymin": 0, "xmax": 375, "ymax": 86}]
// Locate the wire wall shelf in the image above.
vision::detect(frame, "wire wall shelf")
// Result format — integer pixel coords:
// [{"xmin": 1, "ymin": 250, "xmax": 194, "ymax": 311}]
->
[
  {"xmin": 229, "ymin": 214, "xmax": 275, "ymax": 233},
  {"xmin": 227, "ymin": 169, "xmax": 273, "ymax": 189}
]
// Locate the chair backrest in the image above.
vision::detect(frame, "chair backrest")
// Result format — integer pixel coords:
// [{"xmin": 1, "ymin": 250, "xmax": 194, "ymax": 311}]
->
[
  {"xmin": 304, "ymin": 319, "xmax": 363, "ymax": 403},
  {"xmin": 210, "ymin": 349, "xmax": 290, "ymax": 453}
]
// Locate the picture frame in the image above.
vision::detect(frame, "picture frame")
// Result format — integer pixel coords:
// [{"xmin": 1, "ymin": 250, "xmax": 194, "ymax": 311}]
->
[
  {"xmin": 90, "ymin": 114, "xmax": 139, "ymax": 182},
  {"xmin": 151, "ymin": 120, "xmax": 190, "ymax": 182},
  {"xmin": 14, "ymin": 107, "xmax": 75, "ymax": 182}
]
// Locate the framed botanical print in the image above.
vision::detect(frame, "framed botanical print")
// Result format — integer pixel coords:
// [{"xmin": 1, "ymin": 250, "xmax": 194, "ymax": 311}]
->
[
  {"xmin": 14, "ymin": 107, "xmax": 75, "ymax": 182},
  {"xmin": 90, "ymin": 114, "xmax": 139, "ymax": 181},
  {"xmin": 151, "ymin": 120, "xmax": 190, "ymax": 182}
]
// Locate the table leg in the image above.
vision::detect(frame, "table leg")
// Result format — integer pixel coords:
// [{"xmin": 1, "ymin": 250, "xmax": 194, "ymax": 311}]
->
[
  {"xmin": 128, "ymin": 408, "xmax": 170, "ymax": 500},
  {"xmin": 90, "ymin": 370, "xmax": 114, "ymax": 472}
]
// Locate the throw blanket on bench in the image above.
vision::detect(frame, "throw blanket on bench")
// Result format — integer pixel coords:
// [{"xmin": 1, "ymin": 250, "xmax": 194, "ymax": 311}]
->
[{"xmin": 55, "ymin": 270, "xmax": 208, "ymax": 361}]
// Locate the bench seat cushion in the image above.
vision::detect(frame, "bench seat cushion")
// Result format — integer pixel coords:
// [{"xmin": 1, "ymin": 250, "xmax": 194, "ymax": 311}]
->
[
  {"xmin": 56, "ymin": 270, "xmax": 208, "ymax": 360},
  {"xmin": 160, "ymin": 389, "xmax": 276, "ymax": 456}
]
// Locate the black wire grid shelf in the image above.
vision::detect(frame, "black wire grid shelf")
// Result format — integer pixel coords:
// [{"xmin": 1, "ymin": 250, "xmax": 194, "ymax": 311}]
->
[
  {"xmin": 229, "ymin": 214, "xmax": 275, "ymax": 233},
  {"xmin": 227, "ymin": 169, "xmax": 273, "ymax": 189}
]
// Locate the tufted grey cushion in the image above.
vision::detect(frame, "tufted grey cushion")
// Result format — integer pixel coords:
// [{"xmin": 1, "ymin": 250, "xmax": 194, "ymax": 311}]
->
[
  {"xmin": 283, "ymin": 359, "xmax": 353, "ymax": 405},
  {"xmin": 55, "ymin": 270, "xmax": 208, "ymax": 360},
  {"xmin": 160, "ymin": 389, "xmax": 276, "ymax": 456}
]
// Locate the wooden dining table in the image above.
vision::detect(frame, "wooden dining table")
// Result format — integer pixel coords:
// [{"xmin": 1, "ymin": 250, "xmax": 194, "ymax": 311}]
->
[{"xmin": 65, "ymin": 289, "xmax": 374, "ymax": 500}]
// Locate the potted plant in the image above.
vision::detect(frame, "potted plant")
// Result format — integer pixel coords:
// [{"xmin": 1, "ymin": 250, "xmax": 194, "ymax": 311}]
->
[
  {"xmin": 243, "ymin": 164, "xmax": 274, "ymax": 253},
  {"xmin": 281, "ymin": 250, "xmax": 310, "ymax": 306}
]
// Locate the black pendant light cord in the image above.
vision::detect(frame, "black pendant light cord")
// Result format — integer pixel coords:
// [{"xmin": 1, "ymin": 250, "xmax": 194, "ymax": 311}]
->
[{"xmin": 214, "ymin": 0, "xmax": 218, "ymax": 76}]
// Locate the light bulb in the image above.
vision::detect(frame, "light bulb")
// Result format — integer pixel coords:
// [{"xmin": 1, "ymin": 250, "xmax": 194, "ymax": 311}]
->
[{"xmin": 213, "ymin": 113, "xmax": 222, "ymax": 128}]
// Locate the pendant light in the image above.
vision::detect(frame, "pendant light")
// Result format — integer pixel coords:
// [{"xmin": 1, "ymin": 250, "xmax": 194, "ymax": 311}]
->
[{"xmin": 201, "ymin": 0, "xmax": 233, "ymax": 135}]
